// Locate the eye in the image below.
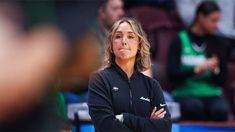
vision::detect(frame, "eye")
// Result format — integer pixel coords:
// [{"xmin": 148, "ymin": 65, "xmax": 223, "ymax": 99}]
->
[
  {"xmin": 128, "ymin": 35, "xmax": 134, "ymax": 39},
  {"xmin": 114, "ymin": 35, "xmax": 122, "ymax": 39}
]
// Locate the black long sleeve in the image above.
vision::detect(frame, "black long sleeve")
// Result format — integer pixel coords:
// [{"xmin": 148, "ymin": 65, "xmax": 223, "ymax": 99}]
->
[
  {"xmin": 88, "ymin": 72, "xmax": 132, "ymax": 132},
  {"xmin": 122, "ymin": 80, "xmax": 172, "ymax": 132},
  {"xmin": 210, "ymin": 56, "xmax": 227, "ymax": 86},
  {"xmin": 88, "ymin": 64, "xmax": 172, "ymax": 132},
  {"xmin": 207, "ymin": 36, "xmax": 228, "ymax": 86}
]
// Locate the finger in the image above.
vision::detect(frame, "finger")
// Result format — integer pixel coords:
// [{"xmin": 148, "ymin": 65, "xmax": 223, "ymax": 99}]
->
[
  {"xmin": 154, "ymin": 108, "xmax": 164, "ymax": 117},
  {"xmin": 213, "ymin": 67, "xmax": 220, "ymax": 74},
  {"xmin": 151, "ymin": 106, "xmax": 156, "ymax": 117},
  {"xmin": 158, "ymin": 111, "xmax": 167, "ymax": 119},
  {"xmin": 210, "ymin": 61, "xmax": 219, "ymax": 70},
  {"xmin": 155, "ymin": 111, "xmax": 166, "ymax": 119},
  {"xmin": 152, "ymin": 115, "xmax": 158, "ymax": 119},
  {"xmin": 152, "ymin": 110, "xmax": 165, "ymax": 119},
  {"xmin": 214, "ymin": 60, "xmax": 219, "ymax": 66},
  {"xmin": 158, "ymin": 114, "xmax": 165, "ymax": 119},
  {"xmin": 151, "ymin": 107, "xmax": 157, "ymax": 118},
  {"xmin": 211, "ymin": 58, "xmax": 218, "ymax": 65},
  {"xmin": 200, "ymin": 63, "xmax": 207, "ymax": 70}
]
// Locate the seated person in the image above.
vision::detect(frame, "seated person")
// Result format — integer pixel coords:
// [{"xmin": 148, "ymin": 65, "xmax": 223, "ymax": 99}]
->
[{"xmin": 167, "ymin": 1, "xmax": 230, "ymax": 121}]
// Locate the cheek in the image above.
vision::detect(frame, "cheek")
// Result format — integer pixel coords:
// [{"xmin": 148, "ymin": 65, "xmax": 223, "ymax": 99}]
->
[
  {"xmin": 131, "ymin": 39, "xmax": 140, "ymax": 49},
  {"xmin": 130, "ymin": 42, "xmax": 139, "ymax": 54},
  {"xmin": 202, "ymin": 20, "xmax": 212, "ymax": 31},
  {"xmin": 112, "ymin": 42, "xmax": 120, "ymax": 54},
  {"xmin": 108, "ymin": 11, "xmax": 117, "ymax": 21},
  {"xmin": 206, "ymin": 22, "xmax": 217, "ymax": 32},
  {"xmin": 206, "ymin": 18, "xmax": 218, "ymax": 28},
  {"xmin": 111, "ymin": 9, "xmax": 119, "ymax": 16},
  {"xmin": 201, "ymin": 19, "xmax": 209, "ymax": 26},
  {"xmin": 105, "ymin": 12, "xmax": 115, "ymax": 24}
]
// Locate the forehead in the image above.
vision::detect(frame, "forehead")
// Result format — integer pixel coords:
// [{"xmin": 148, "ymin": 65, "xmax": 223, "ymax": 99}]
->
[
  {"xmin": 115, "ymin": 22, "xmax": 135, "ymax": 33},
  {"xmin": 106, "ymin": 0, "xmax": 123, "ymax": 8},
  {"xmin": 209, "ymin": 11, "xmax": 220, "ymax": 17}
]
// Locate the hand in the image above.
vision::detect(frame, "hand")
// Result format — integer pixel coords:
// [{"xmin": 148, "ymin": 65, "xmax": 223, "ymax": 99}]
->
[
  {"xmin": 194, "ymin": 56, "xmax": 219, "ymax": 74},
  {"xmin": 207, "ymin": 56, "xmax": 219, "ymax": 70},
  {"xmin": 194, "ymin": 64, "xmax": 205, "ymax": 74},
  {"xmin": 208, "ymin": 56, "xmax": 220, "ymax": 74},
  {"xmin": 150, "ymin": 107, "xmax": 166, "ymax": 119},
  {"xmin": 194, "ymin": 61, "xmax": 211, "ymax": 74}
]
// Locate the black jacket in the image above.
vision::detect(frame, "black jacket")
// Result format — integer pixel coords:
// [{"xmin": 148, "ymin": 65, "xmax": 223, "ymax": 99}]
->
[{"xmin": 88, "ymin": 63, "xmax": 172, "ymax": 132}]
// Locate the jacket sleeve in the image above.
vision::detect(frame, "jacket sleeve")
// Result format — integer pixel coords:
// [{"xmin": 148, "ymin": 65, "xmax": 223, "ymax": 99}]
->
[
  {"xmin": 210, "ymin": 52, "xmax": 227, "ymax": 86},
  {"xmin": 88, "ymin": 72, "xmax": 132, "ymax": 132},
  {"xmin": 122, "ymin": 80, "xmax": 172, "ymax": 132}
]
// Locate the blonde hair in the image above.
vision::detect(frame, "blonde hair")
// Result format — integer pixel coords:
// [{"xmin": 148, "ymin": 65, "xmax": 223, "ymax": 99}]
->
[{"xmin": 103, "ymin": 17, "xmax": 151, "ymax": 72}]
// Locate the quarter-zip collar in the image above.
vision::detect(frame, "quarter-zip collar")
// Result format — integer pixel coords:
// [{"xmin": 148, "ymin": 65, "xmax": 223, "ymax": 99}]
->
[{"xmin": 111, "ymin": 62, "xmax": 139, "ymax": 82}]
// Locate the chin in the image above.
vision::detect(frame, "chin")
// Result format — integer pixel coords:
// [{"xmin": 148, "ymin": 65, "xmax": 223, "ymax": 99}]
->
[{"xmin": 118, "ymin": 55, "xmax": 135, "ymax": 61}]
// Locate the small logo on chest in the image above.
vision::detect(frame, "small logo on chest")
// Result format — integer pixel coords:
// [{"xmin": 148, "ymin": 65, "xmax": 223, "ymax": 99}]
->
[
  {"xmin": 140, "ymin": 96, "xmax": 150, "ymax": 102},
  {"xmin": 112, "ymin": 86, "xmax": 119, "ymax": 91}
]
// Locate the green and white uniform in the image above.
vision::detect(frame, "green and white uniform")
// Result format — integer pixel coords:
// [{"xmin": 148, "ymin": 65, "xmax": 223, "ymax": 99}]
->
[{"xmin": 173, "ymin": 31, "xmax": 222, "ymax": 97}]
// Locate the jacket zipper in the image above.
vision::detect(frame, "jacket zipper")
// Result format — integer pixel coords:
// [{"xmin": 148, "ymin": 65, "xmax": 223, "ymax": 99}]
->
[{"xmin": 128, "ymin": 80, "xmax": 133, "ymax": 110}]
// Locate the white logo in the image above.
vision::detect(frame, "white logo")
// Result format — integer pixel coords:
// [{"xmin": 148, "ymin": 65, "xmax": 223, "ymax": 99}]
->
[
  {"xmin": 112, "ymin": 86, "xmax": 119, "ymax": 91},
  {"xmin": 160, "ymin": 103, "xmax": 167, "ymax": 107},
  {"xmin": 140, "ymin": 96, "xmax": 150, "ymax": 102}
]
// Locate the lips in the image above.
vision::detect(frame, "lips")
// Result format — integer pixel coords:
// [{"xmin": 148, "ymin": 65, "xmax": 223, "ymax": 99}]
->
[{"xmin": 119, "ymin": 48, "xmax": 130, "ymax": 52}]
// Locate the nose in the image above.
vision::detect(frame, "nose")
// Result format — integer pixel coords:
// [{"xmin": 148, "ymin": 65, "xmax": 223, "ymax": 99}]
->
[{"xmin": 122, "ymin": 37, "xmax": 127, "ymax": 46}]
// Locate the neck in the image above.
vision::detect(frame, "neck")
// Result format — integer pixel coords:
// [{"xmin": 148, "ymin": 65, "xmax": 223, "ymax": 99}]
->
[
  {"xmin": 115, "ymin": 58, "xmax": 135, "ymax": 79},
  {"xmin": 191, "ymin": 23, "xmax": 206, "ymax": 36}
]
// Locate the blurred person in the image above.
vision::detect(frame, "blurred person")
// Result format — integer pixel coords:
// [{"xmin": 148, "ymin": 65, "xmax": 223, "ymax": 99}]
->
[
  {"xmin": 167, "ymin": 1, "xmax": 230, "ymax": 121},
  {"xmin": 0, "ymin": 3, "xmax": 68, "ymax": 130},
  {"xmin": 60, "ymin": 0, "xmax": 124, "ymax": 103},
  {"xmin": 88, "ymin": 18, "xmax": 171, "ymax": 131},
  {"xmin": 175, "ymin": 0, "xmax": 235, "ymax": 38}
]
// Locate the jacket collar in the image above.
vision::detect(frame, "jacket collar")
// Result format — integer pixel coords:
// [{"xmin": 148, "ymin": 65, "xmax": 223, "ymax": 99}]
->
[{"xmin": 111, "ymin": 62, "xmax": 139, "ymax": 81}]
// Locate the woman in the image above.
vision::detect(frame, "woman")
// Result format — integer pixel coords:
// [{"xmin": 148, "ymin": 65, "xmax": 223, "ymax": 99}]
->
[
  {"xmin": 167, "ymin": 1, "xmax": 230, "ymax": 121},
  {"xmin": 88, "ymin": 18, "xmax": 171, "ymax": 131}
]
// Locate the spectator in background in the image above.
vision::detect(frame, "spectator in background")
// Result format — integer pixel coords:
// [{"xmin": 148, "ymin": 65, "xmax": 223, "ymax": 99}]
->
[
  {"xmin": 0, "ymin": 2, "xmax": 68, "ymax": 130},
  {"xmin": 92, "ymin": 0, "xmax": 125, "ymax": 54},
  {"xmin": 60, "ymin": 0, "xmax": 124, "ymax": 103},
  {"xmin": 176, "ymin": 0, "xmax": 235, "ymax": 38},
  {"xmin": 167, "ymin": 1, "xmax": 230, "ymax": 121}
]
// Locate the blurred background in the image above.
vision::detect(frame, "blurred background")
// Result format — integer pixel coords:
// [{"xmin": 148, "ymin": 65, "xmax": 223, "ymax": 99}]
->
[{"xmin": 0, "ymin": 0, "xmax": 235, "ymax": 131}]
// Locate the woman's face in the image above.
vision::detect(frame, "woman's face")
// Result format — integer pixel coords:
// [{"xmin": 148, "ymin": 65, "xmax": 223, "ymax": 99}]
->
[
  {"xmin": 112, "ymin": 22, "xmax": 140, "ymax": 62},
  {"xmin": 199, "ymin": 11, "xmax": 221, "ymax": 34}
]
